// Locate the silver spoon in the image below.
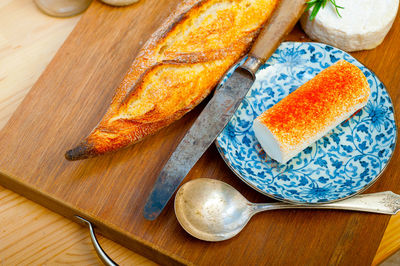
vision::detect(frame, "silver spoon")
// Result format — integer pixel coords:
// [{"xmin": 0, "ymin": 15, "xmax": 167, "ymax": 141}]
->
[{"xmin": 174, "ymin": 178, "xmax": 400, "ymax": 242}]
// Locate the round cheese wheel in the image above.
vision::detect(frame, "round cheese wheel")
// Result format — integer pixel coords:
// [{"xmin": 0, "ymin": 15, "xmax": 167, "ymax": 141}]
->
[
  {"xmin": 101, "ymin": 0, "xmax": 139, "ymax": 6},
  {"xmin": 300, "ymin": 0, "xmax": 399, "ymax": 52}
]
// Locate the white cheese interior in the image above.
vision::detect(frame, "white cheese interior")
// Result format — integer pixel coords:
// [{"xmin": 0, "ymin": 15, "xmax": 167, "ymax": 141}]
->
[
  {"xmin": 253, "ymin": 100, "xmax": 368, "ymax": 164},
  {"xmin": 253, "ymin": 119, "xmax": 284, "ymax": 163},
  {"xmin": 300, "ymin": 0, "xmax": 399, "ymax": 52}
]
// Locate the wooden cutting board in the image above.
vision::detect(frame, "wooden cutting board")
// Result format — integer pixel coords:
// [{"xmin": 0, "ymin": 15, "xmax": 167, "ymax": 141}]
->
[{"xmin": 0, "ymin": 0, "xmax": 399, "ymax": 264}]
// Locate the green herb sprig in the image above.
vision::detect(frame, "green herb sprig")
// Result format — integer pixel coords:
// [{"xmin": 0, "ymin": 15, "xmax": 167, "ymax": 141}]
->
[{"xmin": 306, "ymin": 0, "xmax": 344, "ymax": 21}]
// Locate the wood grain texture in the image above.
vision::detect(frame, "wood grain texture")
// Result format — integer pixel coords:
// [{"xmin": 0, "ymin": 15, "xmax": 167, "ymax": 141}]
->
[
  {"xmin": 0, "ymin": 0, "xmax": 399, "ymax": 265},
  {"xmin": 0, "ymin": 0, "xmax": 81, "ymax": 129},
  {"xmin": 0, "ymin": 0, "xmax": 154, "ymax": 264},
  {"xmin": 374, "ymin": 215, "xmax": 400, "ymax": 265},
  {"xmin": 0, "ymin": 185, "xmax": 155, "ymax": 265}
]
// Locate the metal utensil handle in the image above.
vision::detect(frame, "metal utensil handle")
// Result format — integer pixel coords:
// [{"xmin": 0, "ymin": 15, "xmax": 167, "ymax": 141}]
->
[
  {"xmin": 252, "ymin": 191, "xmax": 400, "ymax": 215},
  {"xmin": 75, "ymin": 216, "xmax": 118, "ymax": 266}
]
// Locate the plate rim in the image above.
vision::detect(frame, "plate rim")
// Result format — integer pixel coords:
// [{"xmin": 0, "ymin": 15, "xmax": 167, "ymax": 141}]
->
[{"xmin": 215, "ymin": 41, "xmax": 398, "ymax": 205}]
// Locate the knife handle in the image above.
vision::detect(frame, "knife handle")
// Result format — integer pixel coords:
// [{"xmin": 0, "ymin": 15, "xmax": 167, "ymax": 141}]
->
[{"xmin": 242, "ymin": 0, "xmax": 307, "ymax": 75}]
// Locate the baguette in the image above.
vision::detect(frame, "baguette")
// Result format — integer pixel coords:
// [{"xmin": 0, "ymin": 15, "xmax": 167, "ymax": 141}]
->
[
  {"xmin": 253, "ymin": 60, "xmax": 370, "ymax": 164},
  {"xmin": 65, "ymin": 0, "xmax": 279, "ymax": 160}
]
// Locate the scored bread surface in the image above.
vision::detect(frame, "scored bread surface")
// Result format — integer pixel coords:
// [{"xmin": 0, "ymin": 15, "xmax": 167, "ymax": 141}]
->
[{"xmin": 66, "ymin": 0, "xmax": 280, "ymax": 160}]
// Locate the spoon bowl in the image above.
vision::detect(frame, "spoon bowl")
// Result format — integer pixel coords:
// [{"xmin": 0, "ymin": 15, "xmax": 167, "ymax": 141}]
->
[
  {"xmin": 174, "ymin": 178, "xmax": 400, "ymax": 242},
  {"xmin": 174, "ymin": 178, "xmax": 253, "ymax": 241}
]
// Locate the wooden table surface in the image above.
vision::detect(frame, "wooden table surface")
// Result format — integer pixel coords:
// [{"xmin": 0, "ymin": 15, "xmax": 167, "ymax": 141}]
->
[{"xmin": 0, "ymin": 0, "xmax": 398, "ymax": 264}]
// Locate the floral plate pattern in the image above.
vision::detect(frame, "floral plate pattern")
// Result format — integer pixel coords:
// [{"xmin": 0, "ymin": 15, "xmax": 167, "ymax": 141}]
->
[{"xmin": 215, "ymin": 42, "xmax": 397, "ymax": 204}]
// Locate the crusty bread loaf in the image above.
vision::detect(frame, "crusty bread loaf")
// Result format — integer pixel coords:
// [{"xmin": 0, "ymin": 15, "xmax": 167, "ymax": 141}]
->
[
  {"xmin": 253, "ymin": 60, "xmax": 370, "ymax": 164},
  {"xmin": 66, "ymin": 0, "xmax": 279, "ymax": 160}
]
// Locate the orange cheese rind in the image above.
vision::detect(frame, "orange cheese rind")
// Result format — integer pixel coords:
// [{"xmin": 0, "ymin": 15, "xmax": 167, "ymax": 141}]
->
[{"xmin": 254, "ymin": 60, "xmax": 371, "ymax": 164}]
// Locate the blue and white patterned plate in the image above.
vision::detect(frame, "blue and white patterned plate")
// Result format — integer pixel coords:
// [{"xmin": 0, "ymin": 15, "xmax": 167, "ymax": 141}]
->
[{"xmin": 215, "ymin": 42, "xmax": 397, "ymax": 204}]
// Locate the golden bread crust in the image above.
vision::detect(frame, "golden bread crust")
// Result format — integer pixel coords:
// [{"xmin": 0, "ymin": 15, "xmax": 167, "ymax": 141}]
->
[{"xmin": 66, "ymin": 0, "xmax": 279, "ymax": 160}]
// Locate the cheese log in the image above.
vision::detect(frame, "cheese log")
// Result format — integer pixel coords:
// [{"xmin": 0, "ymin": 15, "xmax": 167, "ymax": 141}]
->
[
  {"xmin": 253, "ymin": 60, "xmax": 370, "ymax": 164},
  {"xmin": 65, "ymin": 0, "xmax": 279, "ymax": 160},
  {"xmin": 300, "ymin": 0, "xmax": 399, "ymax": 52}
]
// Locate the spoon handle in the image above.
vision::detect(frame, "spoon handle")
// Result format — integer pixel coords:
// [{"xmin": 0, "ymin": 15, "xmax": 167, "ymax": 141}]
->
[{"xmin": 251, "ymin": 191, "xmax": 400, "ymax": 215}]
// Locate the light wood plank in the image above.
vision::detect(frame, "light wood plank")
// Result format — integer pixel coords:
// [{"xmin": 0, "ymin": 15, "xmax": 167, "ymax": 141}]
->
[
  {"xmin": 373, "ymin": 214, "xmax": 400, "ymax": 265},
  {"xmin": 0, "ymin": 0, "xmax": 81, "ymax": 129},
  {"xmin": 0, "ymin": 185, "xmax": 155, "ymax": 265}
]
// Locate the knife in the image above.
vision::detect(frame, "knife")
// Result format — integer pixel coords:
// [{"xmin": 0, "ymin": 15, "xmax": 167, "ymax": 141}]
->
[{"xmin": 143, "ymin": 0, "xmax": 307, "ymax": 220}]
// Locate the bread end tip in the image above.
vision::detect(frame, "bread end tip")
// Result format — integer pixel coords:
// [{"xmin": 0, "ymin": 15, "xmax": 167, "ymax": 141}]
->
[{"xmin": 65, "ymin": 144, "xmax": 92, "ymax": 161}]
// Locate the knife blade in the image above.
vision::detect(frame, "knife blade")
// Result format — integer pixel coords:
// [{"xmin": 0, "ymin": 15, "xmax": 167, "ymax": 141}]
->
[
  {"xmin": 144, "ymin": 68, "xmax": 254, "ymax": 220},
  {"xmin": 143, "ymin": 0, "xmax": 307, "ymax": 220}
]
